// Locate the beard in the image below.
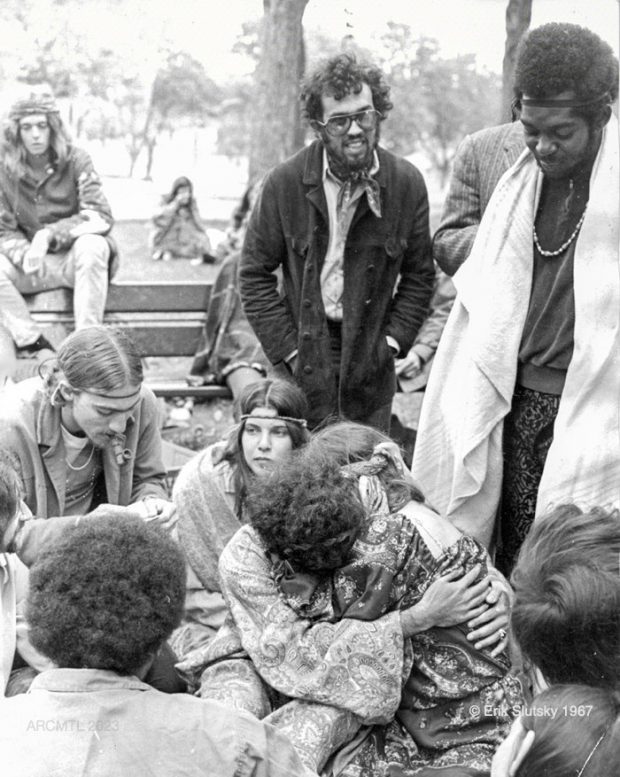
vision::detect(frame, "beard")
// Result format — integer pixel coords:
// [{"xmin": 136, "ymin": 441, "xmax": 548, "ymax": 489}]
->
[{"xmin": 323, "ymin": 126, "xmax": 379, "ymax": 181}]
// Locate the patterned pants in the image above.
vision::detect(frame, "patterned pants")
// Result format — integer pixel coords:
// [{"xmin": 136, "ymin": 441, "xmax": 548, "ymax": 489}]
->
[{"xmin": 496, "ymin": 385, "xmax": 560, "ymax": 575}]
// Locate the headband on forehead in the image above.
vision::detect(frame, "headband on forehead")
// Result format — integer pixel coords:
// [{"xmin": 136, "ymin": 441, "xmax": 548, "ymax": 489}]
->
[
  {"xmin": 240, "ymin": 413, "xmax": 308, "ymax": 428},
  {"xmin": 9, "ymin": 90, "xmax": 59, "ymax": 121},
  {"xmin": 520, "ymin": 92, "xmax": 611, "ymax": 109},
  {"xmin": 86, "ymin": 386, "xmax": 142, "ymax": 400}
]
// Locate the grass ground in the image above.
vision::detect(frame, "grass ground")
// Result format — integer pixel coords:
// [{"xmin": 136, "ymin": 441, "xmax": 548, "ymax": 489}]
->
[{"xmin": 113, "ymin": 219, "xmax": 425, "ymax": 452}]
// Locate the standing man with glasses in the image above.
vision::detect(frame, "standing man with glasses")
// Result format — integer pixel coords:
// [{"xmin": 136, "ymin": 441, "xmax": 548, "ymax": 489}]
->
[
  {"xmin": 0, "ymin": 85, "xmax": 116, "ymax": 358},
  {"xmin": 240, "ymin": 53, "xmax": 434, "ymax": 431}
]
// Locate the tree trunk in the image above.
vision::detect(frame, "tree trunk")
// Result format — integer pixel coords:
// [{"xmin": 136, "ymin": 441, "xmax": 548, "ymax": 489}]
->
[
  {"xmin": 500, "ymin": 0, "xmax": 533, "ymax": 122},
  {"xmin": 143, "ymin": 137, "xmax": 157, "ymax": 181},
  {"xmin": 248, "ymin": 0, "xmax": 309, "ymax": 182}
]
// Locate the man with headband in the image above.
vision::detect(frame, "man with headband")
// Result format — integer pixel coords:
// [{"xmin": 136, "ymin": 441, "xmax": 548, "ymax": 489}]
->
[
  {"xmin": 413, "ymin": 23, "xmax": 619, "ymax": 572},
  {"xmin": 0, "ymin": 325, "xmax": 186, "ymax": 693},
  {"xmin": 240, "ymin": 53, "xmax": 434, "ymax": 431},
  {"xmin": 0, "ymin": 326, "xmax": 175, "ymax": 561},
  {"xmin": 0, "ymin": 84, "xmax": 115, "ymax": 358}
]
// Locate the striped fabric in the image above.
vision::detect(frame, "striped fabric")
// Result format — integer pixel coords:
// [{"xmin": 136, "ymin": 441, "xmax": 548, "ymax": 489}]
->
[{"xmin": 433, "ymin": 122, "xmax": 524, "ymax": 275}]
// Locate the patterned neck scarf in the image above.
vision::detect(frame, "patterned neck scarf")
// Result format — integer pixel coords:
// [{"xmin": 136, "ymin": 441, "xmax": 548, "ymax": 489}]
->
[
  {"xmin": 336, "ymin": 170, "xmax": 382, "ymax": 227},
  {"xmin": 326, "ymin": 151, "xmax": 382, "ymax": 225}
]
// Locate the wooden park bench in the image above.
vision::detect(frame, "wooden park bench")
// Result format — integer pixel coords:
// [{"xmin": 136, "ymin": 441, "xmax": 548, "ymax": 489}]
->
[{"xmin": 26, "ymin": 280, "xmax": 232, "ymax": 400}]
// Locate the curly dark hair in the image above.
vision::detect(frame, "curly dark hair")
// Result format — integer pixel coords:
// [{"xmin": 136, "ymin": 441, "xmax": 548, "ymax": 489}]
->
[
  {"xmin": 301, "ymin": 53, "xmax": 393, "ymax": 123},
  {"xmin": 514, "ymin": 23, "xmax": 619, "ymax": 124},
  {"xmin": 248, "ymin": 455, "xmax": 365, "ymax": 572},
  {"xmin": 27, "ymin": 514, "xmax": 185, "ymax": 675},
  {"xmin": 511, "ymin": 504, "xmax": 620, "ymax": 689}
]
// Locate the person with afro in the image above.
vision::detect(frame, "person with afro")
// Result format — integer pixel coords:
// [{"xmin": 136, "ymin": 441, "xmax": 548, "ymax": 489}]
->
[
  {"xmin": 413, "ymin": 23, "xmax": 619, "ymax": 573},
  {"xmin": 0, "ymin": 513, "xmax": 316, "ymax": 776}
]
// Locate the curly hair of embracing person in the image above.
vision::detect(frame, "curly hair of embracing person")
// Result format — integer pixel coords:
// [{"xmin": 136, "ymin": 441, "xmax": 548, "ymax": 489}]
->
[
  {"xmin": 27, "ymin": 513, "xmax": 186, "ymax": 675},
  {"xmin": 247, "ymin": 454, "xmax": 366, "ymax": 573}
]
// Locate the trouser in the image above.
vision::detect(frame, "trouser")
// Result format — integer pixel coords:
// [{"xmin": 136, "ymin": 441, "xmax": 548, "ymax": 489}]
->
[
  {"xmin": 326, "ymin": 318, "xmax": 393, "ymax": 435},
  {"xmin": 0, "ymin": 234, "xmax": 111, "ymax": 348},
  {"xmin": 496, "ymin": 384, "xmax": 560, "ymax": 575}
]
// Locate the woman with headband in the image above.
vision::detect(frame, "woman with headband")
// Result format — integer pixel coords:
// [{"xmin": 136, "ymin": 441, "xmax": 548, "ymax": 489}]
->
[
  {"xmin": 171, "ymin": 378, "xmax": 310, "ymax": 660},
  {"xmin": 0, "ymin": 325, "xmax": 174, "ymax": 561}
]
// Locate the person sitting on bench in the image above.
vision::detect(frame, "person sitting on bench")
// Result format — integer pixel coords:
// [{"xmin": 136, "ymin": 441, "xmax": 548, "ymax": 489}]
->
[{"xmin": 0, "ymin": 84, "xmax": 116, "ymax": 358}]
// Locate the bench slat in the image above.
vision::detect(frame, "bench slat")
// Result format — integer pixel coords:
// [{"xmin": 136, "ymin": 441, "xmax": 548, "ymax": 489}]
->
[
  {"xmin": 150, "ymin": 382, "xmax": 231, "ymax": 398},
  {"xmin": 26, "ymin": 281, "xmax": 212, "ymax": 313}
]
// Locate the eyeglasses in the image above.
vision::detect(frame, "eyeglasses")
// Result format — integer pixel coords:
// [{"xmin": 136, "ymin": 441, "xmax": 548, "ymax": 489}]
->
[
  {"xmin": 314, "ymin": 108, "xmax": 381, "ymax": 137},
  {"xmin": 19, "ymin": 121, "xmax": 49, "ymax": 133}
]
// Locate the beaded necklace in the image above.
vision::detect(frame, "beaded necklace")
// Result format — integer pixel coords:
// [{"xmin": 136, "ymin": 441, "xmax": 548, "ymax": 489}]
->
[{"xmin": 533, "ymin": 205, "xmax": 587, "ymax": 257}]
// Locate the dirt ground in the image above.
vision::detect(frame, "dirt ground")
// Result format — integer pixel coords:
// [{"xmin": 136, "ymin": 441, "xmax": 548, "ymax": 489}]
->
[{"xmin": 112, "ymin": 220, "xmax": 425, "ymax": 452}]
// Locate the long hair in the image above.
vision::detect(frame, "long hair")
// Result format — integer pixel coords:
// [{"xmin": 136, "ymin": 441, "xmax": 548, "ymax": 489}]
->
[
  {"xmin": 1, "ymin": 110, "xmax": 72, "ymax": 179},
  {"xmin": 516, "ymin": 685, "xmax": 620, "ymax": 777},
  {"xmin": 309, "ymin": 421, "xmax": 424, "ymax": 511},
  {"xmin": 218, "ymin": 378, "xmax": 310, "ymax": 516},
  {"xmin": 163, "ymin": 175, "xmax": 194, "ymax": 205},
  {"xmin": 43, "ymin": 326, "xmax": 143, "ymax": 400}
]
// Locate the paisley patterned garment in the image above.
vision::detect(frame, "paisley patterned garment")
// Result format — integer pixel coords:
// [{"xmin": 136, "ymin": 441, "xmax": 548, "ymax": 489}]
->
[{"xmin": 185, "ymin": 494, "xmax": 523, "ymax": 776}]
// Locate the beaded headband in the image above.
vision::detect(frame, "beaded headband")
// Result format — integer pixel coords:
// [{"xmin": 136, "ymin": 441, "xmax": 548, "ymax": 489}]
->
[
  {"xmin": 240, "ymin": 413, "xmax": 308, "ymax": 428},
  {"xmin": 9, "ymin": 91, "xmax": 59, "ymax": 120}
]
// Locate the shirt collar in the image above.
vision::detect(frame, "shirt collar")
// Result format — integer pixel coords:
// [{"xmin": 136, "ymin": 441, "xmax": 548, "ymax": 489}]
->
[
  {"xmin": 322, "ymin": 148, "xmax": 380, "ymax": 184},
  {"xmin": 29, "ymin": 667, "xmax": 151, "ymax": 694}
]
